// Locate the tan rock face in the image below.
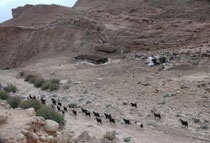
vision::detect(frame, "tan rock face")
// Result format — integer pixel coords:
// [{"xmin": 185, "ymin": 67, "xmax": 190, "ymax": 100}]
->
[
  {"xmin": 26, "ymin": 108, "xmax": 36, "ymax": 117},
  {"xmin": 44, "ymin": 120, "xmax": 59, "ymax": 133}
]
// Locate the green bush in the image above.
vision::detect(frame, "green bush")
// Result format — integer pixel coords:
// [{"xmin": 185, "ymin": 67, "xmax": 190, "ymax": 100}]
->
[
  {"xmin": 24, "ymin": 74, "xmax": 34, "ymax": 82},
  {"xmin": 49, "ymin": 83, "xmax": 59, "ymax": 91},
  {"xmin": 7, "ymin": 96, "xmax": 22, "ymax": 108},
  {"xmin": 51, "ymin": 79, "xmax": 60, "ymax": 84},
  {"xmin": 20, "ymin": 71, "xmax": 25, "ymax": 77},
  {"xmin": 28, "ymin": 77, "xmax": 37, "ymax": 84},
  {"xmin": 37, "ymin": 105, "xmax": 64, "ymax": 125},
  {"xmin": 34, "ymin": 79, "xmax": 45, "ymax": 88},
  {"xmin": 19, "ymin": 99, "xmax": 41, "ymax": 111},
  {"xmin": 0, "ymin": 91, "xmax": 10, "ymax": 100},
  {"xmin": 103, "ymin": 131, "xmax": 116, "ymax": 141},
  {"xmin": 41, "ymin": 82, "xmax": 50, "ymax": 90},
  {"xmin": 4, "ymin": 84, "xmax": 17, "ymax": 93}
]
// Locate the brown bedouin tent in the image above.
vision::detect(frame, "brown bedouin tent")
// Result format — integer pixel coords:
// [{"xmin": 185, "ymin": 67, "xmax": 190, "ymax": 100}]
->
[{"xmin": 74, "ymin": 55, "xmax": 108, "ymax": 64}]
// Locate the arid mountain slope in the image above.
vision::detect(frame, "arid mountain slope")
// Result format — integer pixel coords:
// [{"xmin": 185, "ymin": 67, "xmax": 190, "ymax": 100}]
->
[{"xmin": 0, "ymin": 0, "xmax": 210, "ymax": 68}]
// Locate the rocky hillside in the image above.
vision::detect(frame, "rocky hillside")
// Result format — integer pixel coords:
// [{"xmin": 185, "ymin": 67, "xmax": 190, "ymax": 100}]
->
[{"xmin": 0, "ymin": 0, "xmax": 210, "ymax": 68}]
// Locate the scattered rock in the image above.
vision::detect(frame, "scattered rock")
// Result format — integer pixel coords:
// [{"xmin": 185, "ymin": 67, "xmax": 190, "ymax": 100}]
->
[
  {"xmin": 26, "ymin": 131, "xmax": 39, "ymax": 143},
  {"xmin": 77, "ymin": 131, "xmax": 91, "ymax": 142},
  {"xmin": 26, "ymin": 108, "xmax": 36, "ymax": 117},
  {"xmin": 146, "ymin": 120, "xmax": 152, "ymax": 126},
  {"xmin": 86, "ymin": 100, "xmax": 92, "ymax": 104},
  {"xmin": 164, "ymin": 93, "xmax": 176, "ymax": 98},
  {"xmin": 46, "ymin": 135, "xmax": 54, "ymax": 143},
  {"xmin": 192, "ymin": 118, "xmax": 200, "ymax": 123},
  {"xmin": 68, "ymin": 102, "xmax": 78, "ymax": 108},
  {"xmin": 124, "ymin": 136, "xmax": 131, "ymax": 142},
  {"xmin": 0, "ymin": 114, "xmax": 8, "ymax": 125},
  {"xmin": 44, "ymin": 120, "xmax": 59, "ymax": 133},
  {"xmin": 200, "ymin": 124, "xmax": 209, "ymax": 130},
  {"xmin": 138, "ymin": 112, "xmax": 143, "ymax": 117}
]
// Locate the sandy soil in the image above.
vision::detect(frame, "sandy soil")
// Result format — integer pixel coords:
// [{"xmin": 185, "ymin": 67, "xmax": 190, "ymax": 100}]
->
[{"xmin": 0, "ymin": 49, "xmax": 209, "ymax": 142}]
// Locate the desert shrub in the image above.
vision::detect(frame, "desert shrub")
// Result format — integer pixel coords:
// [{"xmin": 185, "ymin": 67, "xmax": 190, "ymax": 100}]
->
[
  {"xmin": 0, "ymin": 91, "xmax": 10, "ymax": 100},
  {"xmin": 37, "ymin": 105, "xmax": 64, "ymax": 124},
  {"xmin": 7, "ymin": 96, "xmax": 22, "ymax": 108},
  {"xmin": 24, "ymin": 74, "xmax": 34, "ymax": 82},
  {"xmin": 28, "ymin": 76, "xmax": 37, "ymax": 84},
  {"xmin": 20, "ymin": 71, "xmax": 25, "ymax": 77},
  {"xmin": 34, "ymin": 79, "xmax": 44, "ymax": 88},
  {"xmin": 41, "ymin": 82, "xmax": 50, "ymax": 90},
  {"xmin": 49, "ymin": 83, "xmax": 59, "ymax": 91},
  {"xmin": 19, "ymin": 99, "xmax": 41, "ymax": 111},
  {"xmin": 51, "ymin": 79, "xmax": 60, "ymax": 84},
  {"xmin": 103, "ymin": 131, "xmax": 116, "ymax": 141},
  {"xmin": 4, "ymin": 84, "xmax": 17, "ymax": 93}
]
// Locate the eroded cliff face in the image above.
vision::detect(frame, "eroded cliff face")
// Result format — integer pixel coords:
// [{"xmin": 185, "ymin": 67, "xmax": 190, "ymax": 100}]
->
[{"xmin": 0, "ymin": 0, "xmax": 210, "ymax": 68}]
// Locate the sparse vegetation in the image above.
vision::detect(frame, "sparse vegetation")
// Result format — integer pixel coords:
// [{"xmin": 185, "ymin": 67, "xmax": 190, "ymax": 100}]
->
[
  {"xmin": 0, "ymin": 91, "xmax": 10, "ymax": 100},
  {"xmin": 24, "ymin": 74, "xmax": 34, "ymax": 82},
  {"xmin": 41, "ymin": 82, "xmax": 50, "ymax": 90},
  {"xmin": 34, "ymin": 79, "xmax": 44, "ymax": 88},
  {"xmin": 49, "ymin": 83, "xmax": 59, "ymax": 91},
  {"xmin": 37, "ymin": 105, "xmax": 64, "ymax": 125},
  {"xmin": 51, "ymin": 79, "xmax": 60, "ymax": 84},
  {"xmin": 20, "ymin": 71, "xmax": 25, "ymax": 77},
  {"xmin": 103, "ymin": 131, "xmax": 116, "ymax": 141},
  {"xmin": 7, "ymin": 96, "xmax": 22, "ymax": 108},
  {"xmin": 4, "ymin": 84, "xmax": 17, "ymax": 93},
  {"xmin": 19, "ymin": 99, "xmax": 41, "ymax": 111},
  {"xmin": 28, "ymin": 76, "xmax": 37, "ymax": 84}
]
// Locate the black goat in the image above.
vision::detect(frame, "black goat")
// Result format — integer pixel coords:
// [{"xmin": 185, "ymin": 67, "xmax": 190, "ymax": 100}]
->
[
  {"xmin": 109, "ymin": 117, "xmax": 116, "ymax": 124},
  {"xmin": 130, "ymin": 103, "xmax": 137, "ymax": 108},
  {"xmin": 180, "ymin": 119, "xmax": 188, "ymax": 128},
  {"xmin": 57, "ymin": 105, "xmax": 61, "ymax": 111},
  {"xmin": 29, "ymin": 94, "xmax": 33, "ymax": 99},
  {"xmin": 104, "ymin": 113, "xmax": 112, "ymax": 119},
  {"xmin": 135, "ymin": 122, "xmax": 143, "ymax": 128},
  {"xmin": 32, "ymin": 95, "xmax": 36, "ymax": 100},
  {"xmin": 85, "ymin": 111, "xmax": 91, "ymax": 117},
  {"xmin": 153, "ymin": 112, "xmax": 161, "ymax": 119},
  {"xmin": 58, "ymin": 102, "xmax": 62, "ymax": 107},
  {"xmin": 72, "ymin": 110, "xmax": 77, "ymax": 116},
  {"xmin": 61, "ymin": 110, "xmax": 65, "ymax": 115},
  {"xmin": 40, "ymin": 98, "xmax": 46, "ymax": 105},
  {"xmin": 96, "ymin": 118, "xmax": 102, "ymax": 124},
  {"xmin": 140, "ymin": 123, "xmax": 144, "ymax": 128},
  {"xmin": 81, "ymin": 108, "xmax": 87, "ymax": 113},
  {"xmin": 93, "ymin": 111, "xmax": 100, "ymax": 118},
  {"xmin": 63, "ymin": 106, "xmax": 68, "ymax": 112},
  {"xmin": 123, "ymin": 119, "xmax": 131, "ymax": 125},
  {"xmin": 51, "ymin": 98, "xmax": 57, "ymax": 105}
]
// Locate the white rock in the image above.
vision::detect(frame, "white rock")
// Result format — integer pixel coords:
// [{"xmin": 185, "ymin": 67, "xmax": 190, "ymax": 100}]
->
[
  {"xmin": 44, "ymin": 120, "xmax": 59, "ymax": 133},
  {"xmin": 26, "ymin": 108, "xmax": 36, "ymax": 117},
  {"xmin": 46, "ymin": 135, "xmax": 54, "ymax": 143},
  {"xmin": 60, "ymin": 80, "xmax": 68, "ymax": 84},
  {"xmin": 16, "ymin": 133, "xmax": 24, "ymax": 141}
]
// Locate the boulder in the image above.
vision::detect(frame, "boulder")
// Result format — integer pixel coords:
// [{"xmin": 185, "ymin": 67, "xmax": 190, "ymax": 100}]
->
[
  {"xmin": 26, "ymin": 108, "xmax": 36, "ymax": 117},
  {"xmin": 0, "ymin": 114, "xmax": 8, "ymax": 125},
  {"xmin": 44, "ymin": 120, "xmax": 59, "ymax": 133},
  {"xmin": 26, "ymin": 132, "xmax": 39, "ymax": 143},
  {"xmin": 77, "ymin": 131, "xmax": 91, "ymax": 142}
]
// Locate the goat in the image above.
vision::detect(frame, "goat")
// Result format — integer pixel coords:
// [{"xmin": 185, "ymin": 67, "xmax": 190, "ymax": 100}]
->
[
  {"xmin": 123, "ymin": 119, "xmax": 131, "ymax": 125},
  {"xmin": 85, "ymin": 111, "xmax": 91, "ymax": 117},
  {"xmin": 109, "ymin": 117, "xmax": 116, "ymax": 124},
  {"xmin": 40, "ymin": 98, "xmax": 46, "ymax": 105},
  {"xmin": 96, "ymin": 118, "xmax": 102, "ymax": 124},
  {"xmin": 57, "ymin": 105, "xmax": 61, "ymax": 111},
  {"xmin": 61, "ymin": 110, "xmax": 65, "ymax": 115},
  {"xmin": 180, "ymin": 119, "xmax": 188, "ymax": 128},
  {"xmin": 72, "ymin": 110, "xmax": 77, "ymax": 116},
  {"xmin": 51, "ymin": 104, "xmax": 54, "ymax": 108},
  {"xmin": 32, "ymin": 95, "xmax": 36, "ymax": 100},
  {"xmin": 93, "ymin": 111, "xmax": 100, "ymax": 118},
  {"xmin": 51, "ymin": 98, "xmax": 56, "ymax": 105},
  {"xmin": 29, "ymin": 94, "xmax": 33, "ymax": 99},
  {"xmin": 58, "ymin": 102, "xmax": 62, "ymax": 107},
  {"xmin": 63, "ymin": 106, "xmax": 68, "ymax": 112},
  {"xmin": 81, "ymin": 108, "xmax": 87, "ymax": 113},
  {"xmin": 104, "ymin": 113, "xmax": 112, "ymax": 119},
  {"xmin": 153, "ymin": 112, "xmax": 161, "ymax": 119},
  {"xmin": 130, "ymin": 102, "xmax": 137, "ymax": 108},
  {"xmin": 135, "ymin": 122, "xmax": 143, "ymax": 128}
]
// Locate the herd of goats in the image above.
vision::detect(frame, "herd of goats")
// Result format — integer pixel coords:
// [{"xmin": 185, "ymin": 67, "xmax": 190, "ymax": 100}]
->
[{"xmin": 28, "ymin": 95, "xmax": 189, "ymax": 128}]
